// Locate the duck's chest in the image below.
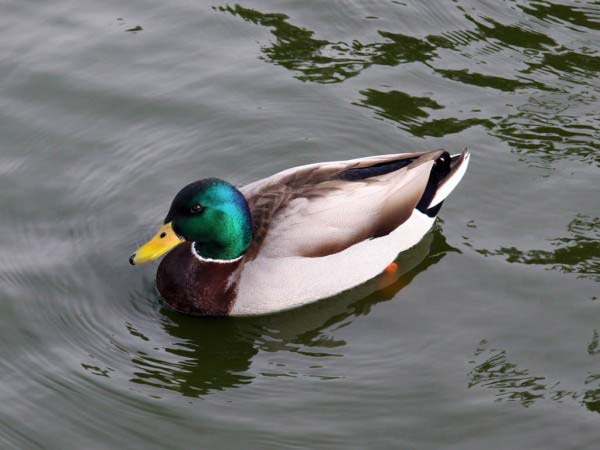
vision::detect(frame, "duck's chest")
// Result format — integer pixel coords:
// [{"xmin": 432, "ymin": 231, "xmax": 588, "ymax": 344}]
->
[{"xmin": 156, "ymin": 242, "xmax": 243, "ymax": 316}]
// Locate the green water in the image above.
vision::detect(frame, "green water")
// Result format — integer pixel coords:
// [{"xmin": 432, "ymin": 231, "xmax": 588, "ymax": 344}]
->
[{"xmin": 0, "ymin": 0, "xmax": 598, "ymax": 448}]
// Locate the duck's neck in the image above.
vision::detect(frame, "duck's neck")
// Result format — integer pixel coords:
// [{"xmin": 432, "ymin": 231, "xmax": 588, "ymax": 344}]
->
[
  {"xmin": 194, "ymin": 205, "xmax": 252, "ymax": 260},
  {"xmin": 192, "ymin": 240, "xmax": 245, "ymax": 261}
]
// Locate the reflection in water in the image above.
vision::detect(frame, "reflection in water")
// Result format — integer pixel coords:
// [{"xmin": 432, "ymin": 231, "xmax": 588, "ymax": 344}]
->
[
  {"xmin": 356, "ymin": 89, "xmax": 443, "ymax": 124},
  {"xmin": 475, "ymin": 215, "xmax": 600, "ymax": 282},
  {"xmin": 524, "ymin": 50, "xmax": 600, "ymax": 78},
  {"xmin": 435, "ymin": 69, "xmax": 553, "ymax": 93},
  {"xmin": 517, "ymin": 2, "xmax": 600, "ymax": 31},
  {"xmin": 469, "ymin": 338, "xmax": 600, "ymax": 414},
  {"xmin": 355, "ymin": 88, "xmax": 492, "ymax": 138},
  {"xmin": 216, "ymin": 4, "xmax": 439, "ymax": 84},
  {"xmin": 464, "ymin": 14, "xmax": 558, "ymax": 50},
  {"xmin": 128, "ymin": 318, "xmax": 258, "ymax": 396},
  {"xmin": 216, "ymin": 4, "xmax": 371, "ymax": 83},
  {"xmin": 124, "ymin": 228, "xmax": 457, "ymax": 397},
  {"xmin": 218, "ymin": 2, "xmax": 599, "ymax": 165},
  {"xmin": 588, "ymin": 330, "xmax": 600, "ymax": 356},
  {"xmin": 584, "ymin": 374, "xmax": 600, "ymax": 414},
  {"xmin": 492, "ymin": 93, "xmax": 599, "ymax": 167},
  {"xmin": 469, "ymin": 340, "xmax": 547, "ymax": 407}
]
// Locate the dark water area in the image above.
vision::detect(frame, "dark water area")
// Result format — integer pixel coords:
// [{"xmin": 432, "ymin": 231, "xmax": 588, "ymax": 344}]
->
[{"xmin": 1, "ymin": 0, "xmax": 599, "ymax": 448}]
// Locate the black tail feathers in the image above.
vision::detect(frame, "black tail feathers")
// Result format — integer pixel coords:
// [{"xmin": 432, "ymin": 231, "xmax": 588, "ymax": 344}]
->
[{"xmin": 416, "ymin": 151, "xmax": 452, "ymax": 217}]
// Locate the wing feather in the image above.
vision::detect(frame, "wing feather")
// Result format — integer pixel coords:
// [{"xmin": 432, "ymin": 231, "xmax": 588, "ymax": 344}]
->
[{"xmin": 240, "ymin": 151, "xmax": 443, "ymax": 259}]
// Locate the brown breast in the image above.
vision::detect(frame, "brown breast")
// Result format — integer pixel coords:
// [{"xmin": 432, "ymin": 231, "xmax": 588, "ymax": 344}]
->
[{"xmin": 156, "ymin": 242, "xmax": 244, "ymax": 316}]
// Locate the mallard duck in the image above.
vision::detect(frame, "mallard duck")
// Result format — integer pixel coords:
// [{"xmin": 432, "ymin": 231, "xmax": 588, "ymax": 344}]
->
[{"xmin": 130, "ymin": 149, "xmax": 469, "ymax": 316}]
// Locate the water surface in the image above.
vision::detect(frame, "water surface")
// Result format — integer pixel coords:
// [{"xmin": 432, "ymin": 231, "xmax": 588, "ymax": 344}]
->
[{"xmin": 0, "ymin": 0, "xmax": 598, "ymax": 448}]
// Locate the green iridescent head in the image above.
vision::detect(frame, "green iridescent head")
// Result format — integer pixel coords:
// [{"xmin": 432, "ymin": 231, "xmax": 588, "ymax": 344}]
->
[
  {"xmin": 129, "ymin": 178, "xmax": 253, "ymax": 265},
  {"xmin": 163, "ymin": 178, "xmax": 253, "ymax": 260}
]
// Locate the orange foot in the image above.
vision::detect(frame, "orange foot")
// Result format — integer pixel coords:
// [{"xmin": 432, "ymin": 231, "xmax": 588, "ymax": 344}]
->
[{"xmin": 384, "ymin": 262, "xmax": 398, "ymax": 273}]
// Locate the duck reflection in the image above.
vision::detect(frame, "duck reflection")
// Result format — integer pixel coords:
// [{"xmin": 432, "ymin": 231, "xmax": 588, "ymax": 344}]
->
[
  {"xmin": 127, "ymin": 227, "xmax": 457, "ymax": 397},
  {"xmin": 129, "ymin": 315, "xmax": 258, "ymax": 396}
]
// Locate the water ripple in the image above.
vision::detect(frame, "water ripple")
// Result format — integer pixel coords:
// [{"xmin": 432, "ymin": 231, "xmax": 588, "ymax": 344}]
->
[{"xmin": 0, "ymin": 0, "xmax": 598, "ymax": 447}]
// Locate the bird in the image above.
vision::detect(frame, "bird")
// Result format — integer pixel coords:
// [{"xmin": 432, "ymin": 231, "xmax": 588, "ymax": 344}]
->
[{"xmin": 130, "ymin": 149, "xmax": 469, "ymax": 316}]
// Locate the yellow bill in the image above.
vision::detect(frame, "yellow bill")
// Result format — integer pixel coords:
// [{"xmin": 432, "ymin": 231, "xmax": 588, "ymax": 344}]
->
[{"xmin": 129, "ymin": 222, "xmax": 184, "ymax": 265}]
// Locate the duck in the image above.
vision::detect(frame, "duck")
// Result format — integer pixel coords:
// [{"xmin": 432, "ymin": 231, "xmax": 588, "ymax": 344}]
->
[{"xmin": 130, "ymin": 149, "xmax": 470, "ymax": 316}]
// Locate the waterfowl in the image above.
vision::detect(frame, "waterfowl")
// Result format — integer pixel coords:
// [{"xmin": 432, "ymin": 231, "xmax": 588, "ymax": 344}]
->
[{"xmin": 130, "ymin": 149, "xmax": 470, "ymax": 316}]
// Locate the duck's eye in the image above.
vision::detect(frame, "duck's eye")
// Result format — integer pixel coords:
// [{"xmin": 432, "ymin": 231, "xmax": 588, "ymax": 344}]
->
[{"xmin": 190, "ymin": 204, "xmax": 204, "ymax": 214}]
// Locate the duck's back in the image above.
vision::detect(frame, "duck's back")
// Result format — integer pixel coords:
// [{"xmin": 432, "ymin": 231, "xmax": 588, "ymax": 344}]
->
[{"xmin": 232, "ymin": 150, "xmax": 469, "ymax": 316}]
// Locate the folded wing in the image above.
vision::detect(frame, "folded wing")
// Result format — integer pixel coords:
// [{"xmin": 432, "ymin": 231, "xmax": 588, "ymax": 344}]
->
[{"xmin": 241, "ymin": 150, "xmax": 448, "ymax": 259}]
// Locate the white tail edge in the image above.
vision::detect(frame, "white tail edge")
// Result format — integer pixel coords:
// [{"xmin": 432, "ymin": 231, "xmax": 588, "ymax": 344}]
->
[{"xmin": 428, "ymin": 150, "xmax": 470, "ymax": 208}]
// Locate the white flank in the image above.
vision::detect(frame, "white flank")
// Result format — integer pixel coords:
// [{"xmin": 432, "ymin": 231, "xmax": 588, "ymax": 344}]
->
[{"xmin": 231, "ymin": 210, "xmax": 435, "ymax": 316}]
